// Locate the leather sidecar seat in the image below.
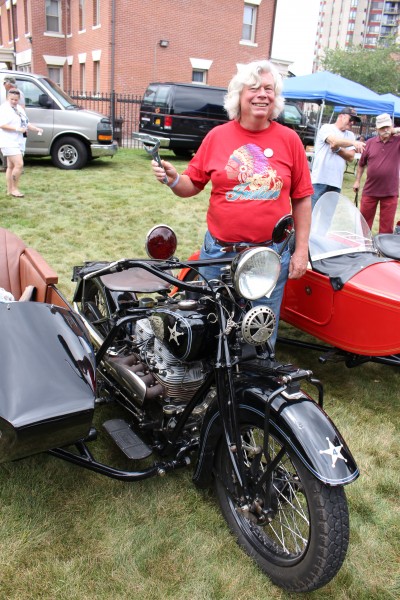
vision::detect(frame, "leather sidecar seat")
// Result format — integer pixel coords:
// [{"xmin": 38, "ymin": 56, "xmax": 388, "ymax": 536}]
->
[{"xmin": 0, "ymin": 228, "xmax": 59, "ymax": 302}]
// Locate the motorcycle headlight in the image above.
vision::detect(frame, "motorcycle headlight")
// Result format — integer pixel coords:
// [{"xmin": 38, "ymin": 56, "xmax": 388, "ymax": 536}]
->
[{"xmin": 231, "ymin": 247, "xmax": 281, "ymax": 300}]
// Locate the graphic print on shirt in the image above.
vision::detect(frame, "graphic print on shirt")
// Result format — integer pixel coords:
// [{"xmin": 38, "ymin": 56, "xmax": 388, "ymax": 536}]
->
[{"xmin": 224, "ymin": 143, "xmax": 283, "ymax": 201}]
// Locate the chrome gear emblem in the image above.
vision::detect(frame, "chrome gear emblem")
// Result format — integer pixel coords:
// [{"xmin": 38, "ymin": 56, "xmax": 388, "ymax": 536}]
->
[{"xmin": 241, "ymin": 306, "xmax": 276, "ymax": 345}]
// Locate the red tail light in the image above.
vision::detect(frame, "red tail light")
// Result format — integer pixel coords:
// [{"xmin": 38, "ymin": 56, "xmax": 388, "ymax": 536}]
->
[{"xmin": 164, "ymin": 116, "xmax": 172, "ymax": 130}]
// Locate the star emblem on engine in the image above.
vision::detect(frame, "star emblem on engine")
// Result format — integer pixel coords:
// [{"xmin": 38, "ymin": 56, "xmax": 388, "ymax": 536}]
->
[
  {"xmin": 319, "ymin": 437, "xmax": 347, "ymax": 468},
  {"xmin": 168, "ymin": 322, "xmax": 184, "ymax": 345}
]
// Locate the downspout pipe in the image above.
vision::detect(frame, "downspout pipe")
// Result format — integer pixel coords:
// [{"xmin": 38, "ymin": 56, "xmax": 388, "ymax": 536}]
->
[{"xmin": 110, "ymin": 0, "xmax": 116, "ymax": 130}]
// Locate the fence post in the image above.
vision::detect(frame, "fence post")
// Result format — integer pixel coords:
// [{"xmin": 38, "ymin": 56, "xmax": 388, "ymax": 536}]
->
[{"xmin": 110, "ymin": 90, "xmax": 116, "ymax": 132}]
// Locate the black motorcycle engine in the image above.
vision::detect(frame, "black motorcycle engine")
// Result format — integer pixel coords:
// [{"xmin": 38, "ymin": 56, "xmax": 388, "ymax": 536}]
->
[{"xmin": 134, "ymin": 299, "xmax": 218, "ymax": 404}]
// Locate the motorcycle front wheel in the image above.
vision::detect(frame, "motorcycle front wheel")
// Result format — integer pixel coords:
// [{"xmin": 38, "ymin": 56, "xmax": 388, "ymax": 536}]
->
[{"xmin": 215, "ymin": 417, "xmax": 349, "ymax": 593}]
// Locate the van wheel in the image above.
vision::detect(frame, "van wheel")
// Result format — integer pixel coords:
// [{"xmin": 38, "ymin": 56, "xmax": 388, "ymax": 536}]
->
[
  {"xmin": 51, "ymin": 137, "xmax": 88, "ymax": 169},
  {"xmin": 173, "ymin": 149, "xmax": 194, "ymax": 159}
]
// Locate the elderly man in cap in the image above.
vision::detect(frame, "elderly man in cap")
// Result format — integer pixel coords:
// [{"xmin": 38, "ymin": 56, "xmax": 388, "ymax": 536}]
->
[
  {"xmin": 311, "ymin": 107, "xmax": 366, "ymax": 208},
  {"xmin": 353, "ymin": 113, "xmax": 400, "ymax": 233}
]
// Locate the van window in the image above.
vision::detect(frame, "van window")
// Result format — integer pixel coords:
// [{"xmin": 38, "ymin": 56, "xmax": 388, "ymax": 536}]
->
[
  {"xmin": 16, "ymin": 80, "xmax": 44, "ymax": 107},
  {"xmin": 143, "ymin": 85, "xmax": 171, "ymax": 108},
  {"xmin": 284, "ymin": 104, "xmax": 302, "ymax": 125},
  {"xmin": 173, "ymin": 87, "xmax": 226, "ymax": 117}
]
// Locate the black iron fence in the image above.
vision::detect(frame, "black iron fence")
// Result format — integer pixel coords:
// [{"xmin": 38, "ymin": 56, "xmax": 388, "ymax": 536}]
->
[{"xmin": 67, "ymin": 91, "xmax": 142, "ymax": 148}]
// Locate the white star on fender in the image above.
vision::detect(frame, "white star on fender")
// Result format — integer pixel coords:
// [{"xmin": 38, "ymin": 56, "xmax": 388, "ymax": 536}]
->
[
  {"xmin": 319, "ymin": 437, "xmax": 347, "ymax": 468},
  {"xmin": 168, "ymin": 322, "xmax": 184, "ymax": 345}
]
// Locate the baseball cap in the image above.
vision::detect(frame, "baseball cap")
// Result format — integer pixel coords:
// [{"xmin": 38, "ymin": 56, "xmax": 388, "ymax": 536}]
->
[
  {"xmin": 340, "ymin": 107, "xmax": 361, "ymax": 123},
  {"xmin": 375, "ymin": 113, "xmax": 393, "ymax": 129}
]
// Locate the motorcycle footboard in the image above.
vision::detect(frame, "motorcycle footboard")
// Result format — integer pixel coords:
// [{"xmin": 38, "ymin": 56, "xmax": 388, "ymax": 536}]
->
[{"xmin": 103, "ymin": 419, "xmax": 152, "ymax": 459}]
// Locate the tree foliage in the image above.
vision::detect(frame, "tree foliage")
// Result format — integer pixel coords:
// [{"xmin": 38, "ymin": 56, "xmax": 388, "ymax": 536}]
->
[{"xmin": 321, "ymin": 43, "xmax": 400, "ymax": 94}]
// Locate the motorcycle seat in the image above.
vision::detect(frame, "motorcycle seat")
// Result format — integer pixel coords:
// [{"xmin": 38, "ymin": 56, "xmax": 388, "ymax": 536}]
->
[
  {"xmin": 374, "ymin": 234, "xmax": 400, "ymax": 260},
  {"xmin": 100, "ymin": 267, "xmax": 171, "ymax": 293}
]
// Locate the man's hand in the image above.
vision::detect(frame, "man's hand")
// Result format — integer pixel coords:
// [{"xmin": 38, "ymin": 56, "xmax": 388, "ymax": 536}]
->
[{"xmin": 354, "ymin": 140, "xmax": 366, "ymax": 153}]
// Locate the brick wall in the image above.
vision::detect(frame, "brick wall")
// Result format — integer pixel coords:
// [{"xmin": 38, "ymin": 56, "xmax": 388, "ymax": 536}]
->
[{"xmin": 0, "ymin": 0, "xmax": 277, "ymax": 96}]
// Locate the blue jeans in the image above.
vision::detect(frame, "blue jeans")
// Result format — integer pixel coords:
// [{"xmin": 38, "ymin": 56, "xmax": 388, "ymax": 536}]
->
[
  {"xmin": 312, "ymin": 183, "xmax": 340, "ymax": 209},
  {"xmin": 199, "ymin": 231, "xmax": 291, "ymax": 350}
]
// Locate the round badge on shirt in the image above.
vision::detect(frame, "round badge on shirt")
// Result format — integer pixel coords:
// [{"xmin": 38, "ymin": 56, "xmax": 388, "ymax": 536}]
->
[{"xmin": 264, "ymin": 148, "xmax": 274, "ymax": 158}]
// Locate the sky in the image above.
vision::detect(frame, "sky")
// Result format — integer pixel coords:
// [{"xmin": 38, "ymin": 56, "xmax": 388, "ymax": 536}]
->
[{"xmin": 271, "ymin": 0, "xmax": 320, "ymax": 76}]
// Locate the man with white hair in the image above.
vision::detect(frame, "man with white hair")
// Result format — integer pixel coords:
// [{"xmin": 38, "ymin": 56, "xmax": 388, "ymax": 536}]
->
[{"xmin": 353, "ymin": 113, "xmax": 400, "ymax": 233}]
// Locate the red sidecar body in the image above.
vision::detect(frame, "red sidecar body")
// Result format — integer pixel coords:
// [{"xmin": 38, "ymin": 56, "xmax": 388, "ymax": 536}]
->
[{"xmin": 280, "ymin": 193, "xmax": 400, "ymax": 360}]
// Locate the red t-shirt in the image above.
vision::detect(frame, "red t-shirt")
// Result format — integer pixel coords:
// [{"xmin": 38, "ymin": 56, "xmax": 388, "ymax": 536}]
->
[
  {"xmin": 359, "ymin": 135, "xmax": 400, "ymax": 196},
  {"xmin": 184, "ymin": 120, "xmax": 313, "ymax": 243}
]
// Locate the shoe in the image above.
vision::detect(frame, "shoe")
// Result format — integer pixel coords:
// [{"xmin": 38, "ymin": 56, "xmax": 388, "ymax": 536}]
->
[{"xmin": 11, "ymin": 193, "xmax": 24, "ymax": 198}]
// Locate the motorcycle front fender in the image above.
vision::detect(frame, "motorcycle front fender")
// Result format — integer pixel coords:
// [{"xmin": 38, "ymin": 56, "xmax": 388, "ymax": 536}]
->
[{"xmin": 193, "ymin": 381, "xmax": 359, "ymax": 489}]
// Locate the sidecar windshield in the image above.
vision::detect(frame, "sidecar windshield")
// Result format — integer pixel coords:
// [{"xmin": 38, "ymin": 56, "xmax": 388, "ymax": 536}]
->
[{"xmin": 309, "ymin": 192, "xmax": 375, "ymax": 262}]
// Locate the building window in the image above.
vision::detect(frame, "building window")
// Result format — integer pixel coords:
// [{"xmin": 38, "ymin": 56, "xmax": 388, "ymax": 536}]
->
[
  {"xmin": 18, "ymin": 64, "xmax": 31, "ymax": 73},
  {"xmin": 80, "ymin": 62, "xmax": 86, "ymax": 91},
  {"xmin": 46, "ymin": 0, "xmax": 61, "ymax": 33},
  {"xmin": 79, "ymin": 0, "xmax": 86, "ymax": 31},
  {"xmin": 48, "ymin": 66, "xmax": 63, "ymax": 87},
  {"xmin": 93, "ymin": 0, "xmax": 100, "ymax": 26},
  {"xmin": 93, "ymin": 61, "xmax": 100, "ymax": 93},
  {"xmin": 192, "ymin": 70, "xmax": 206, "ymax": 84},
  {"xmin": 242, "ymin": 4, "xmax": 257, "ymax": 42}
]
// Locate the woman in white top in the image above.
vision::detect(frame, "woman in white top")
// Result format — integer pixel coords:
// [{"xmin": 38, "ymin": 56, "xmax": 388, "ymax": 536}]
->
[{"xmin": 0, "ymin": 88, "xmax": 42, "ymax": 197}]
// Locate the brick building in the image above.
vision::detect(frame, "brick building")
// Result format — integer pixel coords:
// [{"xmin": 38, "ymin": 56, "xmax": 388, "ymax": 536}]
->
[{"xmin": 0, "ymin": 0, "xmax": 278, "ymax": 96}]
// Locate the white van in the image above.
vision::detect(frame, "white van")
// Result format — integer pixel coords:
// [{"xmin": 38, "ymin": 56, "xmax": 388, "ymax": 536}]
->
[{"xmin": 0, "ymin": 70, "xmax": 118, "ymax": 169}]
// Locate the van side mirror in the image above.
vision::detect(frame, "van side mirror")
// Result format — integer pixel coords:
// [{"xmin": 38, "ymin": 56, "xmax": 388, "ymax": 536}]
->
[{"xmin": 38, "ymin": 93, "xmax": 53, "ymax": 108}]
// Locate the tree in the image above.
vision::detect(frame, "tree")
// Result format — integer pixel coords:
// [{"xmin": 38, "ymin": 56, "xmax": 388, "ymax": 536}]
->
[{"xmin": 321, "ymin": 44, "xmax": 400, "ymax": 95}]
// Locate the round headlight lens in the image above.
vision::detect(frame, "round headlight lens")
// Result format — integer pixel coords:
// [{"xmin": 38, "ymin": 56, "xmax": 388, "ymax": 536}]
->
[{"xmin": 232, "ymin": 247, "xmax": 281, "ymax": 300}]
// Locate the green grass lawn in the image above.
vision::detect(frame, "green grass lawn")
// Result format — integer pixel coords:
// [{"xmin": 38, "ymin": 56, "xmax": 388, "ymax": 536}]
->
[{"xmin": 0, "ymin": 149, "xmax": 399, "ymax": 599}]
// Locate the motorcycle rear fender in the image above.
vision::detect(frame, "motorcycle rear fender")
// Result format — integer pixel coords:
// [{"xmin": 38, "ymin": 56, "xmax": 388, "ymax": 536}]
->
[{"xmin": 193, "ymin": 381, "xmax": 359, "ymax": 489}]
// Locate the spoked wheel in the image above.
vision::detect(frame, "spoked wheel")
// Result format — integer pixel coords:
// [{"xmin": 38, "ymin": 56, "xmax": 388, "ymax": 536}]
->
[
  {"xmin": 81, "ymin": 280, "xmax": 112, "ymax": 338},
  {"xmin": 215, "ymin": 416, "xmax": 350, "ymax": 592}
]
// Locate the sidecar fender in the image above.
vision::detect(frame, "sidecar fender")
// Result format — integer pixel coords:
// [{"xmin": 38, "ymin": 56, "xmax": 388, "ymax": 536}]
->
[{"xmin": 193, "ymin": 382, "xmax": 359, "ymax": 489}]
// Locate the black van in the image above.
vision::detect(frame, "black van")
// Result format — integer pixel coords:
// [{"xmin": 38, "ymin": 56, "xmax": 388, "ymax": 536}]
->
[
  {"xmin": 138, "ymin": 82, "xmax": 315, "ymax": 157},
  {"xmin": 138, "ymin": 82, "xmax": 228, "ymax": 157}
]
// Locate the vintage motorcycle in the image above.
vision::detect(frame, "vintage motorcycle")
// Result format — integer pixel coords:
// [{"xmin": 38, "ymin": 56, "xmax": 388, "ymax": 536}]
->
[{"xmin": 66, "ymin": 219, "xmax": 359, "ymax": 592}]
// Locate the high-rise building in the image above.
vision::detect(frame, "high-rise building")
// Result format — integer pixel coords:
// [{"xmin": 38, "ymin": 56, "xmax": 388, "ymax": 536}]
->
[{"xmin": 314, "ymin": 0, "xmax": 400, "ymax": 69}]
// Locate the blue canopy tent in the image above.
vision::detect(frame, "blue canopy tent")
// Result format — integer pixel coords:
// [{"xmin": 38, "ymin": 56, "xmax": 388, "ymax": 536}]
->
[
  {"xmin": 379, "ymin": 93, "xmax": 400, "ymax": 117},
  {"xmin": 283, "ymin": 72, "xmax": 395, "ymax": 139},
  {"xmin": 333, "ymin": 93, "xmax": 400, "ymax": 117},
  {"xmin": 283, "ymin": 71, "xmax": 394, "ymax": 114}
]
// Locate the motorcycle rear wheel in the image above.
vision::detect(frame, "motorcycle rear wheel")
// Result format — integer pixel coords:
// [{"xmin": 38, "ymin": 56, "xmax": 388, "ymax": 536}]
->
[
  {"xmin": 81, "ymin": 280, "xmax": 112, "ymax": 337},
  {"xmin": 215, "ymin": 418, "xmax": 349, "ymax": 592}
]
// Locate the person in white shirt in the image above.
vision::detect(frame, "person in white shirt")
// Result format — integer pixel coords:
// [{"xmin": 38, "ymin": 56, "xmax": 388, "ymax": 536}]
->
[
  {"xmin": 311, "ymin": 107, "xmax": 365, "ymax": 208},
  {"xmin": 0, "ymin": 88, "xmax": 42, "ymax": 197}
]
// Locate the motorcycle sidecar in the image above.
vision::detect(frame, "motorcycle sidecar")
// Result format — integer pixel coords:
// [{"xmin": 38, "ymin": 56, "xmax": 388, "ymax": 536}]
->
[
  {"xmin": 0, "ymin": 302, "xmax": 96, "ymax": 462},
  {"xmin": 0, "ymin": 227, "xmax": 95, "ymax": 463}
]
